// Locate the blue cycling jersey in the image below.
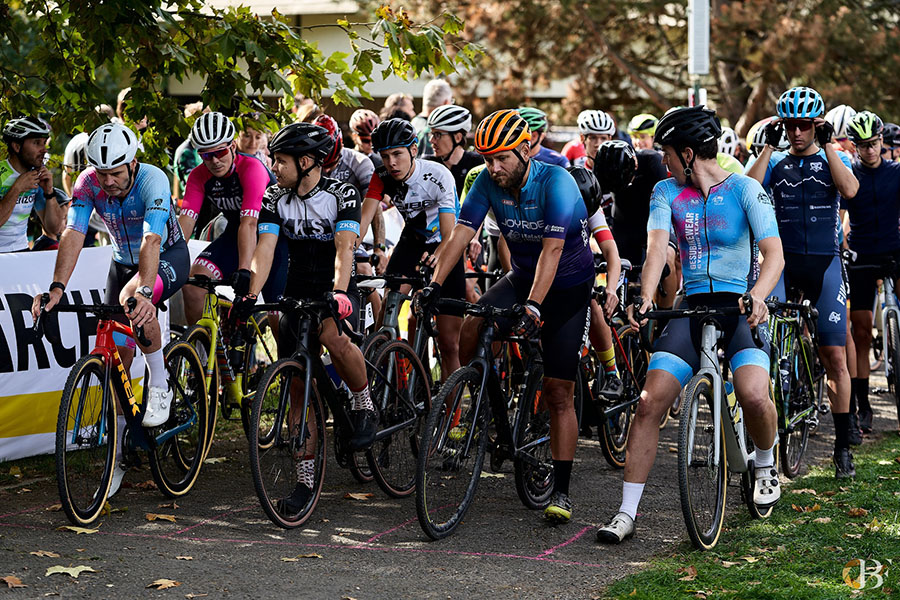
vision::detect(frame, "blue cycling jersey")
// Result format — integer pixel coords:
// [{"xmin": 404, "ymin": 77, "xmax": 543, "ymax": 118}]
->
[
  {"xmin": 68, "ymin": 164, "xmax": 184, "ymax": 266},
  {"xmin": 458, "ymin": 160, "xmax": 593, "ymax": 288},
  {"xmin": 762, "ymin": 149, "xmax": 853, "ymax": 256},
  {"xmin": 843, "ymin": 159, "xmax": 900, "ymax": 254},
  {"xmin": 648, "ymin": 173, "xmax": 779, "ymax": 296},
  {"xmin": 533, "ymin": 146, "xmax": 570, "ymax": 168}
]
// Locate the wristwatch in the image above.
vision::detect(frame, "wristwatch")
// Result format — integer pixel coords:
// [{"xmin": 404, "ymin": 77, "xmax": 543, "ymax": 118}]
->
[
  {"xmin": 376, "ymin": 243, "xmax": 387, "ymax": 252},
  {"xmin": 137, "ymin": 286, "xmax": 153, "ymax": 300}
]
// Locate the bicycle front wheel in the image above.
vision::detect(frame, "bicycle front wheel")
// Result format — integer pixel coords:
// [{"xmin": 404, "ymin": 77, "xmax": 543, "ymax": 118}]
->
[
  {"xmin": 600, "ymin": 325, "xmax": 643, "ymax": 468},
  {"xmin": 148, "ymin": 341, "xmax": 209, "ymax": 497},
  {"xmin": 513, "ymin": 363, "xmax": 553, "ymax": 510},
  {"xmin": 240, "ymin": 312, "xmax": 280, "ymax": 438},
  {"xmin": 678, "ymin": 374, "xmax": 727, "ymax": 551},
  {"xmin": 250, "ymin": 358, "xmax": 326, "ymax": 528},
  {"xmin": 56, "ymin": 354, "xmax": 117, "ymax": 525},
  {"xmin": 780, "ymin": 334, "xmax": 814, "ymax": 479},
  {"xmin": 415, "ymin": 366, "xmax": 489, "ymax": 540},
  {"xmin": 888, "ymin": 311, "xmax": 900, "ymax": 430},
  {"xmin": 182, "ymin": 324, "xmax": 218, "ymax": 461}
]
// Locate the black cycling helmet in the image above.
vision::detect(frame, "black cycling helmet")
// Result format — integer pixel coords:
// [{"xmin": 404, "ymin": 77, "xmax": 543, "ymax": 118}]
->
[
  {"xmin": 268, "ymin": 122, "xmax": 334, "ymax": 164},
  {"xmin": 882, "ymin": 122, "xmax": 900, "ymax": 147},
  {"xmin": 654, "ymin": 106, "xmax": 722, "ymax": 150},
  {"xmin": 593, "ymin": 140, "xmax": 637, "ymax": 194},
  {"xmin": 371, "ymin": 118, "xmax": 417, "ymax": 152},
  {"xmin": 566, "ymin": 166, "xmax": 603, "ymax": 217}
]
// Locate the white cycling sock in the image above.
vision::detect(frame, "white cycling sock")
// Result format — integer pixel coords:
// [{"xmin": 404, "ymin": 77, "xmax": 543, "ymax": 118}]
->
[
  {"xmin": 115, "ymin": 415, "xmax": 127, "ymax": 463},
  {"xmin": 297, "ymin": 457, "xmax": 315, "ymax": 488},
  {"xmin": 755, "ymin": 442, "xmax": 775, "ymax": 469},
  {"xmin": 351, "ymin": 385, "xmax": 374, "ymax": 411},
  {"xmin": 619, "ymin": 481, "xmax": 645, "ymax": 521},
  {"xmin": 144, "ymin": 348, "xmax": 167, "ymax": 389}
]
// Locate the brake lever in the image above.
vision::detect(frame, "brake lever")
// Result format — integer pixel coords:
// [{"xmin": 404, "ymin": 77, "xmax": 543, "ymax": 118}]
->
[
  {"xmin": 33, "ymin": 293, "xmax": 50, "ymax": 337},
  {"xmin": 126, "ymin": 297, "xmax": 152, "ymax": 347}
]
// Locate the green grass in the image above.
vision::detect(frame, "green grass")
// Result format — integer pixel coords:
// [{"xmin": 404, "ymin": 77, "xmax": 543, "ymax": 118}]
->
[
  {"xmin": 602, "ymin": 433, "xmax": 900, "ymax": 599},
  {"xmin": 0, "ymin": 454, "xmax": 56, "ymax": 486}
]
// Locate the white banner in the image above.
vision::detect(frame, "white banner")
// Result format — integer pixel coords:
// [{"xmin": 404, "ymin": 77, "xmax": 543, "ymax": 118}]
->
[{"xmin": 0, "ymin": 246, "xmax": 164, "ymax": 461}]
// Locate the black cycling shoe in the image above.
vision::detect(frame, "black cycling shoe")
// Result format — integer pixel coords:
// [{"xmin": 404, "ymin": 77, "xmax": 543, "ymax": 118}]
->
[
  {"xmin": 858, "ymin": 409, "xmax": 874, "ymax": 434},
  {"xmin": 277, "ymin": 483, "xmax": 312, "ymax": 515},
  {"xmin": 848, "ymin": 415, "xmax": 863, "ymax": 446},
  {"xmin": 834, "ymin": 448, "xmax": 856, "ymax": 479},
  {"xmin": 349, "ymin": 409, "xmax": 377, "ymax": 451},
  {"xmin": 599, "ymin": 374, "xmax": 624, "ymax": 400}
]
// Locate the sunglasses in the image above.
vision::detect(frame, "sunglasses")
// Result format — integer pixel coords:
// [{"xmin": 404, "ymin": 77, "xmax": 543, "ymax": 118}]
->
[
  {"xmin": 856, "ymin": 140, "xmax": 880, "ymax": 151},
  {"xmin": 428, "ymin": 130, "xmax": 448, "ymax": 140},
  {"xmin": 357, "ymin": 136, "xmax": 371, "ymax": 143},
  {"xmin": 782, "ymin": 119, "xmax": 814, "ymax": 132},
  {"xmin": 199, "ymin": 146, "xmax": 231, "ymax": 161}
]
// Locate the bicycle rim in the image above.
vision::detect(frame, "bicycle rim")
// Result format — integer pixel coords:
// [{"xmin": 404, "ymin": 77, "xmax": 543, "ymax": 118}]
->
[
  {"xmin": 514, "ymin": 363, "xmax": 553, "ymax": 509},
  {"xmin": 183, "ymin": 325, "xmax": 218, "ymax": 461},
  {"xmin": 781, "ymin": 334, "xmax": 813, "ymax": 478},
  {"xmin": 241, "ymin": 313, "xmax": 280, "ymax": 438},
  {"xmin": 888, "ymin": 312, "xmax": 900, "ymax": 429},
  {"xmin": 56, "ymin": 355, "xmax": 116, "ymax": 525}
]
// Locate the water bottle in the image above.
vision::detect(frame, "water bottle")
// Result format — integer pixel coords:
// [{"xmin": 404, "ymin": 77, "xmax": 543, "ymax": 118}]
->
[{"xmin": 778, "ymin": 357, "xmax": 791, "ymax": 395}]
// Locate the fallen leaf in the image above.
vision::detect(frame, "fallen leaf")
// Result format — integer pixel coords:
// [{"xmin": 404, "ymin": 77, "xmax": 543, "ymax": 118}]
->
[
  {"xmin": 865, "ymin": 517, "xmax": 883, "ymax": 532},
  {"xmin": 76, "ymin": 548, "xmax": 86, "ymax": 552},
  {"xmin": 791, "ymin": 503, "xmax": 821, "ymax": 513},
  {"xmin": 158, "ymin": 501, "xmax": 179, "ymax": 509},
  {"xmin": 135, "ymin": 480, "xmax": 157, "ymax": 490},
  {"xmin": 848, "ymin": 507, "xmax": 869, "ymax": 517},
  {"xmin": 175, "ymin": 556, "xmax": 193, "ymax": 561},
  {"xmin": 676, "ymin": 565, "xmax": 698, "ymax": 581},
  {"xmin": 280, "ymin": 558, "xmax": 299, "ymax": 562},
  {"xmin": 721, "ymin": 561, "xmax": 740, "ymax": 568},
  {"xmin": 740, "ymin": 556, "xmax": 760, "ymax": 563},
  {"xmin": 813, "ymin": 517, "xmax": 832, "ymax": 524},
  {"xmin": 57, "ymin": 526, "xmax": 99, "ymax": 535},
  {"xmin": 30, "ymin": 550, "xmax": 60, "ymax": 558},
  {"xmin": 147, "ymin": 579, "xmax": 181, "ymax": 590},
  {"xmin": 296, "ymin": 553, "xmax": 322, "ymax": 559},
  {"xmin": 204, "ymin": 457, "xmax": 227, "ymax": 464},
  {"xmin": 823, "ymin": 490, "xmax": 838, "ymax": 497},
  {"xmin": 109, "ymin": 506, "xmax": 128, "ymax": 514},
  {"xmin": 46, "ymin": 566, "xmax": 96, "ymax": 578},
  {"xmin": 629, "ymin": 590, "xmax": 637, "ymax": 597},
  {"xmin": 747, "ymin": 581, "xmax": 761, "ymax": 585},
  {"xmin": 791, "ymin": 488, "xmax": 818, "ymax": 495},
  {"xmin": 8, "ymin": 466, "xmax": 21, "ymax": 477},
  {"xmin": 145, "ymin": 513, "xmax": 177, "ymax": 522},
  {"xmin": 893, "ymin": 456, "xmax": 900, "ymax": 463},
  {"xmin": 2, "ymin": 576, "xmax": 26, "ymax": 588},
  {"xmin": 185, "ymin": 595, "xmax": 208, "ymax": 599},
  {"xmin": 45, "ymin": 504, "xmax": 62, "ymax": 512},
  {"xmin": 343, "ymin": 492, "xmax": 374, "ymax": 501},
  {"xmin": 479, "ymin": 472, "xmax": 504, "ymax": 478},
  {"xmin": 843, "ymin": 533, "xmax": 863, "ymax": 539}
]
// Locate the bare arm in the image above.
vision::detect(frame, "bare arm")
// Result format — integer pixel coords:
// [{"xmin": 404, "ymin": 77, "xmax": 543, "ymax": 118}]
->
[
  {"xmin": 431, "ymin": 223, "xmax": 476, "ymax": 285},
  {"xmin": 31, "ymin": 227, "xmax": 86, "ymax": 318},
  {"xmin": 248, "ymin": 233, "xmax": 278, "ymax": 297},
  {"xmin": 0, "ymin": 171, "xmax": 38, "ymax": 226},
  {"xmin": 237, "ymin": 216, "xmax": 258, "ymax": 271},
  {"xmin": 527, "ymin": 237, "xmax": 565, "ymax": 306},
  {"xmin": 498, "ymin": 234, "xmax": 512, "ymax": 272},
  {"xmin": 138, "ymin": 233, "xmax": 162, "ymax": 290},
  {"xmin": 745, "ymin": 145, "xmax": 773, "ymax": 184},
  {"xmin": 333, "ymin": 230, "xmax": 357, "ymax": 292},
  {"xmin": 358, "ymin": 196, "xmax": 385, "ymax": 242},
  {"xmin": 371, "ymin": 203, "xmax": 386, "ymax": 247},
  {"xmin": 598, "ymin": 238, "xmax": 621, "ymax": 317},
  {"xmin": 824, "ymin": 143, "xmax": 859, "ymax": 199},
  {"xmin": 431, "ymin": 212, "xmax": 459, "ymax": 263},
  {"xmin": 178, "ymin": 213, "xmax": 197, "ymax": 241},
  {"xmin": 745, "ymin": 236, "xmax": 784, "ymax": 327}
]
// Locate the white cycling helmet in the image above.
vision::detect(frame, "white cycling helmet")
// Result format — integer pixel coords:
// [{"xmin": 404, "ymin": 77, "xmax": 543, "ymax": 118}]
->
[
  {"xmin": 86, "ymin": 123, "xmax": 140, "ymax": 170},
  {"xmin": 427, "ymin": 104, "xmax": 473, "ymax": 133},
  {"xmin": 190, "ymin": 111, "xmax": 235, "ymax": 151},
  {"xmin": 63, "ymin": 132, "xmax": 90, "ymax": 171},
  {"xmin": 577, "ymin": 110, "xmax": 616, "ymax": 136},
  {"xmin": 825, "ymin": 104, "xmax": 857, "ymax": 140},
  {"xmin": 718, "ymin": 126, "xmax": 738, "ymax": 156},
  {"xmin": 2, "ymin": 116, "xmax": 51, "ymax": 142}
]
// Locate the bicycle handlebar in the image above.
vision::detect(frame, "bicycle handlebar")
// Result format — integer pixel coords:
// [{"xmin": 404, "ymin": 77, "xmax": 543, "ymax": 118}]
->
[
  {"xmin": 35, "ymin": 294, "xmax": 151, "ymax": 347},
  {"xmin": 634, "ymin": 292, "xmax": 763, "ymax": 348},
  {"xmin": 255, "ymin": 296, "xmax": 364, "ymax": 344}
]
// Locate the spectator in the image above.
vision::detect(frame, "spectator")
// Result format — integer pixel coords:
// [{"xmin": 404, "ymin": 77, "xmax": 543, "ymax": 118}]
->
[{"xmin": 411, "ymin": 79, "xmax": 453, "ymax": 155}]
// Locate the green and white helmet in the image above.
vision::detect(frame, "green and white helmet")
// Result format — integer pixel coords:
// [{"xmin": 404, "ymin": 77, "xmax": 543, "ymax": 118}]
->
[
  {"xmin": 847, "ymin": 111, "xmax": 884, "ymax": 144},
  {"xmin": 517, "ymin": 107, "xmax": 548, "ymax": 132}
]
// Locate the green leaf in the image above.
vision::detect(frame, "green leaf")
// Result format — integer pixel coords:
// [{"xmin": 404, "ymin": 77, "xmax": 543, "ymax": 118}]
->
[{"xmin": 324, "ymin": 51, "xmax": 349, "ymax": 74}]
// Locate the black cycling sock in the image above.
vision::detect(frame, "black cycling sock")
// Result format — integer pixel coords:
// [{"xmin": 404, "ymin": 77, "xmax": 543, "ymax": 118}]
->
[
  {"xmin": 858, "ymin": 377, "xmax": 872, "ymax": 414},
  {"xmin": 849, "ymin": 378, "xmax": 860, "ymax": 415},
  {"xmin": 833, "ymin": 412, "xmax": 850, "ymax": 450},
  {"xmin": 553, "ymin": 460, "xmax": 573, "ymax": 496}
]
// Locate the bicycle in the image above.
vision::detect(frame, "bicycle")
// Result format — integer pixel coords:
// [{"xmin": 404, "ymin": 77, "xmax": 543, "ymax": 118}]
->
[
  {"xmin": 35, "ymin": 296, "xmax": 208, "ymax": 526},
  {"xmin": 766, "ymin": 298, "xmax": 825, "ymax": 478},
  {"xmin": 415, "ymin": 298, "xmax": 550, "ymax": 540},
  {"xmin": 179, "ymin": 277, "xmax": 278, "ymax": 455},
  {"xmin": 641, "ymin": 295, "xmax": 778, "ymax": 550},
  {"xmin": 248, "ymin": 296, "xmax": 431, "ymax": 527}
]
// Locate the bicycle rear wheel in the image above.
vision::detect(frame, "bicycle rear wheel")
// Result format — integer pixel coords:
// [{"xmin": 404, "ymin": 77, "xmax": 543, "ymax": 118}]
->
[
  {"xmin": 415, "ymin": 366, "xmax": 489, "ymax": 540},
  {"xmin": 887, "ymin": 312, "xmax": 900, "ymax": 430},
  {"xmin": 366, "ymin": 340, "xmax": 432, "ymax": 498},
  {"xmin": 240, "ymin": 312, "xmax": 279, "ymax": 438},
  {"xmin": 148, "ymin": 341, "xmax": 209, "ymax": 497},
  {"xmin": 678, "ymin": 374, "xmax": 727, "ymax": 550},
  {"xmin": 600, "ymin": 326, "xmax": 643, "ymax": 468},
  {"xmin": 513, "ymin": 363, "xmax": 553, "ymax": 509},
  {"xmin": 183, "ymin": 324, "xmax": 218, "ymax": 460},
  {"xmin": 56, "ymin": 355, "xmax": 117, "ymax": 525},
  {"xmin": 780, "ymin": 334, "xmax": 814, "ymax": 478},
  {"xmin": 249, "ymin": 358, "xmax": 326, "ymax": 528}
]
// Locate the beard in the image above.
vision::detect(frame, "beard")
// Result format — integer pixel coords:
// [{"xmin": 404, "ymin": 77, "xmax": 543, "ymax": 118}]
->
[{"xmin": 490, "ymin": 158, "xmax": 527, "ymax": 191}]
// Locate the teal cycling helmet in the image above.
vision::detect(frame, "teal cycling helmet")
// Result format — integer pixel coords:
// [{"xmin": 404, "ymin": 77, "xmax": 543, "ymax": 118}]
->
[
  {"xmin": 776, "ymin": 86, "xmax": 825, "ymax": 119},
  {"xmin": 517, "ymin": 107, "xmax": 548, "ymax": 132}
]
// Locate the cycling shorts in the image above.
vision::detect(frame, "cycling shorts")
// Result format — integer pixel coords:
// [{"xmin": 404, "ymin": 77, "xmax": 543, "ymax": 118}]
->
[
  {"xmin": 276, "ymin": 292, "xmax": 360, "ymax": 359},
  {"xmin": 771, "ymin": 253, "xmax": 847, "ymax": 347},
  {"xmin": 476, "ymin": 272, "xmax": 592, "ymax": 381},
  {"xmin": 193, "ymin": 228, "xmax": 288, "ymax": 302},
  {"xmin": 848, "ymin": 251, "xmax": 900, "ymax": 314},
  {"xmin": 387, "ymin": 226, "xmax": 466, "ymax": 317},
  {"xmin": 648, "ymin": 292, "xmax": 771, "ymax": 387}
]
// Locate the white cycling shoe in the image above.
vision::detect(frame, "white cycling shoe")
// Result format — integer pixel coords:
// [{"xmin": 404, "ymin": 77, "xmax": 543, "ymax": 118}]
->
[
  {"xmin": 753, "ymin": 465, "xmax": 781, "ymax": 507},
  {"xmin": 596, "ymin": 512, "xmax": 635, "ymax": 544},
  {"xmin": 142, "ymin": 385, "xmax": 173, "ymax": 427},
  {"xmin": 108, "ymin": 463, "xmax": 127, "ymax": 498}
]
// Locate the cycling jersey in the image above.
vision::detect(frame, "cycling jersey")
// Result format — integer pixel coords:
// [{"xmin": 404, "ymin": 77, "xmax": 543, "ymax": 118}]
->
[
  {"xmin": 180, "ymin": 152, "xmax": 274, "ymax": 227},
  {"xmin": 329, "ymin": 147, "xmax": 374, "ymax": 196},
  {"xmin": 173, "ymin": 138, "xmax": 201, "ymax": 193},
  {"xmin": 68, "ymin": 164, "xmax": 184, "ymax": 266},
  {"xmin": 648, "ymin": 173, "xmax": 779, "ymax": 296},
  {"xmin": 609, "ymin": 149, "xmax": 668, "ymax": 264},
  {"xmin": 0, "ymin": 160, "xmax": 47, "ymax": 252},
  {"xmin": 533, "ymin": 145, "xmax": 570, "ymax": 168},
  {"xmin": 460, "ymin": 163, "xmax": 500, "ymax": 238},
  {"xmin": 364, "ymin": 159, "xmax": 457, "ymax": 245},
  {"xmin": 258, "ymin": 177, "xmax": 361, "ymax": 297},
  {"xmin": 844, "ymin": 159, "xmax": 900, "ymax": 254},
  {"xmin": 717, "ymin": 152, "xmax": 744, "ymax": 175},
  {"xmin": 762, "ymin": 149, "xmax": 853, "ymax": 256},
  {"xmin": 459, "ymin": 160, "xmax": 594, "ymax": 288},
  {"xmin": 424, "ymin": 151, "xmax": 484, "ymax": 198},
  {"xmin": 588, "ymin": 208, "xmax": 613, "ymax": 243}
]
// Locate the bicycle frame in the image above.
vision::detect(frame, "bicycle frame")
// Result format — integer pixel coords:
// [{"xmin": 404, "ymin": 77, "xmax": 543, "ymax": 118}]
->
[
  {"xmin": 880, "ymin": 277, "xmax": 900, "ymax": 382},
  {"xmin": 768, "ymin": 307, "xmax": 820, "ymax": 434}
]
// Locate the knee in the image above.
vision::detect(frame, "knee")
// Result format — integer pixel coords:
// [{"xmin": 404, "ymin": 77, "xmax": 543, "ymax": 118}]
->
[
  {"xmin": 542, "ymin": 382, "xmax": 574, "ymax": 415},
  {"xmin": 438, "ymin": 333, "xmax": 459, "ymax": 356},
  {"xmin": 635, "ymin": 390, "xmax": 668, "ymax": 421}
]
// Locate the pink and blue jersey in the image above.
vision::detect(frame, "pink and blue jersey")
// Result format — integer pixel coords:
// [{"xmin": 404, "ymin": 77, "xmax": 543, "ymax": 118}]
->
[
  {"xmin": 180, "ymin": 152, "xmax": 274, "ymax": 227},
  {"xmin": 648, "ymin": 173, "xmax": 779, "ymax": 296}
]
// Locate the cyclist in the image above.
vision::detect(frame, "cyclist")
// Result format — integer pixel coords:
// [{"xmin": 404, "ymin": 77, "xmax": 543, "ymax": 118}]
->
[
  {"xmin": 574, "ymin": 110, "xmax": 617, "ymax": 171},
  {"xmin": 746, "ymin": 86, "xmax": 860, "ymax": 478},
  {"xmin": 31, "ymin": 122, "xmax": 190, "ymax": 495},
  {"xmin": 348, "ymin": 108, "xmax": 382, "ymax": 168},
  {"xmin": 1, "ymin": 117, "xmax": 65, "ymax": 252},
  {"xmin": 417, "ymin": 109, "xmax": 594, "ymax": 524},
  {"xmin": 844, "ymin": 111, "xmax": 900, "ymax": 435},
  {"xmin": 359, "ymin": 118, "xmax": 465, "ymax": 378},
  {"xmin": 178, "ymin": 112, "xmax": 281, "ymax": 325},
  {"xmin": 825, "ymin": 104, "xmax": 857, "ymax": 155},
  {"xmin": 236, "ymin": 122, "xmax": 375, "ymax": 512},
  {"xmin": 882, "ymin": 123, "xmax": 900, "ymax": 161},
  {"xmin": 596, "ymin": 105, "xmax": 784, "ymax": 544},
  {"xmin": 314, "ymin": 114, "xmax": 374, "ymax": 196},
  {"xmin": 719, "ymin": 127, "xmax": 738, "ymax": 158},
  {"xmin": 627, "ymin": 113, "xmax": 658, "ymax": 150},
  {"xmin": 517, "ymin": 106, "xmax": 570, "ymax": 168}
]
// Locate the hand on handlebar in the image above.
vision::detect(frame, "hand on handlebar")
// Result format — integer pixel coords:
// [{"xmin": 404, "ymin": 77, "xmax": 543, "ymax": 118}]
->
[
  {"xmin": 628, "ymin": 296, "xmax": 654, "ymax": 331},
  {"xmin": 602, "ymin": 287, "xmax": 618, "ymax": 319},
  {"xmin": 230, "ymin": 293, "xmax": 258, "ymax": 322},
  {"xmin": 413, "ymin": 282, "xmax": 441, "ymax": 316},
  {"xmin": 739, "ymin": 291, "xmax": 768, "ymax": 328},
  {"xmin": 32, "ymin": 288, "xmax": 62, "ymax": 321},
  {"xmin": 126, "ymin": 294, "xmax": 156, "ymax": 328},
  {"xmin": 373, "ymin": 248, "xmax": 388, "ymax": 275},
  {"xmin": 513, "ymin": 301, "xmax": 542, "ymax": 339}
]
